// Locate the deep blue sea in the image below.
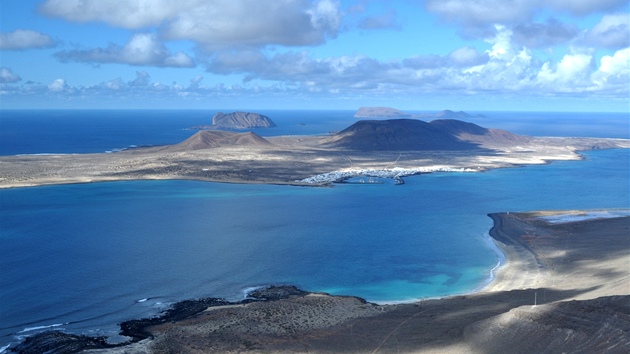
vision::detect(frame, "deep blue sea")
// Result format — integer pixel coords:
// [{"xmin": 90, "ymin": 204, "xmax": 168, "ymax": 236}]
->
[{"xmin": 0, "ymin": 110, "xmax": 629, "ymax": 348}]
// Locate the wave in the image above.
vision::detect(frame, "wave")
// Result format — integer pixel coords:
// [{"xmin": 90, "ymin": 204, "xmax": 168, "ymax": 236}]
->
[
  {"xmin": 241, "ymin": 286, "xmax": 266, "ymax": 299},
  {"xmin": 15, "ymin": 153, "xmax": 78, "ymax": 156},
  {"xmin": 18, "ymin": 322, "xmax": 67, "ymax": 333},
  {"xmin": 105, "ymin": 144, "xmax": 144, "ymax": 154}
]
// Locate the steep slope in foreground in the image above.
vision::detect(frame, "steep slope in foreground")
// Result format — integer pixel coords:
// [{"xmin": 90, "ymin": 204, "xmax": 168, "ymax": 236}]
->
[
  {"xmin": 464, "ymin": 295, "xmax": 630, "ymax": 353},
  {"xmin": 163, "ymin": 130, "xmax": 272, "ymax": 152},
  {"xmin": 321, "ymin": 118, "xmax": 526, "ymax": 150}
]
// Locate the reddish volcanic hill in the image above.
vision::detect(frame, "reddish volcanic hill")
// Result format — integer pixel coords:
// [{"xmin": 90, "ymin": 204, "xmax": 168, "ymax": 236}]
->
[{"xmin": 166, "ymin": 130, "xmax": 272, "ymax": 151}]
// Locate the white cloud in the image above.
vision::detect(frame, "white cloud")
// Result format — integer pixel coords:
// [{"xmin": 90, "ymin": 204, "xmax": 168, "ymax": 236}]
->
[
  {"xmin": 0, "ymin": 29, "xmax": 55, "ymax": 50},
  {"xmin": 166, "ymin": 0, "xmax": 341, "ymax": 48},
  {"xmin": 425, "ymin": 0, "xmax": 628, "ymax": 40},
  {"xmin": 41, "ymin": 0, "xmax": 342, "ymax": 49},
  {"xmin": 546, "ymin": 0, "xmax": 628, "ymax": 16},
  {"xmin": 584, "ymin": 13, "xmax": 630, "ymax": 48},
  {"xmin": 426, "ymin": 0, "xmax": 628, "ymax": 26},
  {"xmin": 129, "ymin": 71, "xmax": 151, "ymax": 86},
  {"xmin": 425, "ymin": 0, "xmax": 535, "ymax": 28},
  {"xmin": 48, "ymin": 78, "xmax": 68, "ymax": 92},
  {"xmin": 592, "ymin": 47, "xmax": 630, "ymax": 89},
  {"xmin": 449, "ymin": 46, "xmax": 490, "ymax": 67},
  {"xmin": 512, "ymin": 20, "xmax": 580, "ymax": 48},
  {"xmin": 535, "ymin": 53, "xmax": 594, "ymax": 90},
  {"xmin": 54, "ymin": 33, "xmax": 194, "ymax": 67},
  {"xmin": 6, "ymin": 24, "xmax": 628, "ymax": 105},
  {"xmin": 0, "ymin": 67, "xmax": 21, "ymax": 83},
  {"xmin": 196, "ymin": 23, "xmax": 627, "ymax": 99},
  {"xmin": 104, "ymin": 78, "xmax": 125, "ymax": 90},
  {"xmin": 39, "ymin": 0, "xmax": 182, "ymax": 28}
]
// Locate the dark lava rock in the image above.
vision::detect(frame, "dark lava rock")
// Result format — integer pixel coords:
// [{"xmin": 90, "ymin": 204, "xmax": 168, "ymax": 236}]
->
[{"xmin": 10, "ymin": 331, "xmax": 112, "ymax": 354}]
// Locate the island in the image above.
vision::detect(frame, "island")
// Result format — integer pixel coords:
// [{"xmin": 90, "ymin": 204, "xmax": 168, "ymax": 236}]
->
[
  {"xmin": 354, "ymin": 107, "xmax": 487, "ymax": 119},
  {"xmin": 0, "ymin": 118, "xmax": 627, "ymax": 189},
  {"xmin": 354, "ymin": 107, "xmax": 412, "ymax": 118},
  {"xmin": 13, "ymin": 210, "xmax": 629, "ymax": 353},
  {"xmin": 433, "ymin": 109, "xmax": 487, "ymax": 119},
  {"xmin": 191, "ymin": 111, "xmax": 277, "ymax": 130}
]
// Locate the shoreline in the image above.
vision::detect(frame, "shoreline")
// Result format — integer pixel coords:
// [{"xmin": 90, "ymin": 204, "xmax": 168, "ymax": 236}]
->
[
  {"xmin": 9, "ymin": 210, "xmax": 629, "ymax": 353},
  {"xmin": 0, "ymin": 134, "xmax": 628, "ymax": 189}
]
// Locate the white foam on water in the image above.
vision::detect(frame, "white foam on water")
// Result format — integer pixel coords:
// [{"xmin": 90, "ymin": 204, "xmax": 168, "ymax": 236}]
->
[{"xmin": 18, "ymin": 323, "xmax": 67, "ymax": 333}]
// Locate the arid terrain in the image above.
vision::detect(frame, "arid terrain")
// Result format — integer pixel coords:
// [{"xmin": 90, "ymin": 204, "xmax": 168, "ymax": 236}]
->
[{"xmin": 0, "ymin": 119, "xmax": 628, "ymax": 188}]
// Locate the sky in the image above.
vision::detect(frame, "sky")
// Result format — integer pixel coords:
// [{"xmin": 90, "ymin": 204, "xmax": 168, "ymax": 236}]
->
[{"xmin": 0, "ymin": 0, "xmax": 629, "ymax": 111}]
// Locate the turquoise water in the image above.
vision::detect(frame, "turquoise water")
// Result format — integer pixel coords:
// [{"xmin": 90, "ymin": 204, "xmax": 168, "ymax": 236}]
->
[{"xmin": 0, "ymin": 110, "xmax": 629, "ymax": 347}]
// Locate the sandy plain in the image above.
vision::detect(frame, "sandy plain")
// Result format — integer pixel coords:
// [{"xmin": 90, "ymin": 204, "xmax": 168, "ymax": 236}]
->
[
  {"xmin": 0, "ymin": 133, "xmax": 628, "ymax": 188},
  {"xmin": 74, "ymin": 210, "xmax": 629, "ymax": 354}
]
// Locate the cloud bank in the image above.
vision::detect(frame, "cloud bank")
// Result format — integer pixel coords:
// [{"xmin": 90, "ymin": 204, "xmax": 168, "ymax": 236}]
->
[
  {"xmin": 40, "ymin": 0, "xmax": 342, "ymax": 48},
  {"xmin": 54, "ymin": 33, "xmax": 194, "ymax": 67},
  {"xmin": 0, "ymin": 29, "xmax": 55, "ymax": 50},
  {"xmin": 1, "ymin": 0, "xmax": 624, "ymax": 108}
]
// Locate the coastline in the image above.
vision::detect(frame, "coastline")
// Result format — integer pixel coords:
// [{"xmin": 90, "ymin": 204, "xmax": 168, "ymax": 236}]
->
[
  {"xmin": 0, "ymin": 135, "xmax": 628, "ymax": 189},
  {"xmin": 10, "ymin": 210, "xmax": 629, "ymax": 353}
]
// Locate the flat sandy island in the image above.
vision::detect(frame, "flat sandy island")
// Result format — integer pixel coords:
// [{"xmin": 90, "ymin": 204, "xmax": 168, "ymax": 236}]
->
[
  {"xmin": 0, "ymin": 132, "xmax": 628, "ymax": 188},
  {"xmin": 16, "ymin": 210, "xmax": 627, "ymax": 353}
]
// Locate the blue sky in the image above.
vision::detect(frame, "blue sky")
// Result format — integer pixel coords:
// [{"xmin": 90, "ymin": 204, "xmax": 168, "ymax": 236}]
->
[{"xmin": 1, "ymin": 0, "xmax": 628, "ymax": 111}]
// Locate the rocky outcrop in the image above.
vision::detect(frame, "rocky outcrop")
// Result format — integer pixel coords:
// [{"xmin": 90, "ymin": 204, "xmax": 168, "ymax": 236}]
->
[
  {"xmin": 211, "ymin": 112, "xmax": 276, "ymax": 129},
  {"xmin": 354, "ymin": 107, "xmax": 412, "ymax": 118}
]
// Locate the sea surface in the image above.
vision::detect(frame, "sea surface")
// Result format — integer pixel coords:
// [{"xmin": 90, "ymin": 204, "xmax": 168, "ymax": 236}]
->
[{"xmin": 0, "ymin": 110, "xmax": 629, "ymax": 348}]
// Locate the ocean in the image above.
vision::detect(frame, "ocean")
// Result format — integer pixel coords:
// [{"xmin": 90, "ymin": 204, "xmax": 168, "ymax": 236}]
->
[{"xmin": 0, "ymin": 110, "xmax": 629, "ymax": 348}]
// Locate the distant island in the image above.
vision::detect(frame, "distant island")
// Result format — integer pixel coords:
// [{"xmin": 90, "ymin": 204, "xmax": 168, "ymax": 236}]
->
[
  {"xmin": 0, "ymin": 117, "xmax": 627, "ymax": 188},
  {"xmin": 354, "ymin": 107, "xmax": 486, "ymax": 119},
  {"xmin": 354, "ymin": 107, "xmax": 412, "ymax": 118},
  {"xmin": 192, "ymin": 111, "xmax": 277, "ymax": 130},
  {"xmin": 431, "ymin": 109, "xmax": 487, "ymax": 119}
]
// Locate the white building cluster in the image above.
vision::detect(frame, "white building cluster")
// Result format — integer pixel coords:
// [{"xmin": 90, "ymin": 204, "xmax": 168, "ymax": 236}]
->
[{"xmin": 298, "ymin": 166, "xmax": 478, "ymax": 184}]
